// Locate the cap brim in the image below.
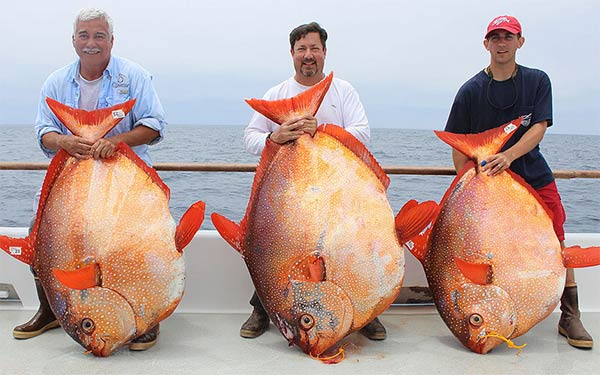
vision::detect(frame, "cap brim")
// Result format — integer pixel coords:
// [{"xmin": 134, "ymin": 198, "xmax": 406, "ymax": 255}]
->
[{"xmin": 485, "ymin": 26, "xmax": 521, "ymax": 38}]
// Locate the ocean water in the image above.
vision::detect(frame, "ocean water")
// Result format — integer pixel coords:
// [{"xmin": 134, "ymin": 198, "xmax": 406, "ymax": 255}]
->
[{"xmin": 0, "ymin": 125, "xmax": 598, "ymax": 233}]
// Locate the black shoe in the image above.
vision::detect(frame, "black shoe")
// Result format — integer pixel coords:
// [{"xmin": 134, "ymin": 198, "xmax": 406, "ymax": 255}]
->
[
  {"xmin": 360, "ymin": 317, "xmax": 387, "ymax": 340},
  {"xmin": 129, "ymin": 324, "xmax": 160, "ymax": 351},
  {"xmin": 240, "ymin": 308, "xmax": 269, "ymax": 338}
]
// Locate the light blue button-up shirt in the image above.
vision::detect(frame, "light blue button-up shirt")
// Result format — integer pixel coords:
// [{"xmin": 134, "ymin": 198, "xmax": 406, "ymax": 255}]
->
[{"xmin": 34, "ymin": 55, "xmax": 166, "ymax": 166}]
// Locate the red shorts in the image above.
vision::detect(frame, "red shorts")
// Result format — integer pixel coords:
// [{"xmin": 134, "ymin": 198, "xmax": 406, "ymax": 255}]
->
[{"xmin": 535, "ymin": 181, "xmax": 566, "ymax": 241}]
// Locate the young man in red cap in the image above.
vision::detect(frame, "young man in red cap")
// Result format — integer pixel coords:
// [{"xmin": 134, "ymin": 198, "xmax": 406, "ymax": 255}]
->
[{"xmin": 444, "ymin": 15, "xmax": 593, "ymax": 349}]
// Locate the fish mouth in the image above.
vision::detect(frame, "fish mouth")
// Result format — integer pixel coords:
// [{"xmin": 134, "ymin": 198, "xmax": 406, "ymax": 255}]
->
[
  {"xmin": 274, "ymin": 314, "xmax": 297, "ymax": 345},
  {"xmin": 470, "ymin": 330, "xmax": 505, "ymax": 354},
  {"xmin": 471, "ymin": 337, "xmax": 501, "ymax": 354},
  {"xmin": 87, "ymin": 337, "xmax": 108, "ymax": 357}
]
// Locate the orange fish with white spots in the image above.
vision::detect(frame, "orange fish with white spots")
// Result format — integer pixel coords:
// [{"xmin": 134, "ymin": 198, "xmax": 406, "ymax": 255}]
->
[
  {"xmin": 0, "ymin": 99, "xmax": 205, "ymax": 356},
  {"xmin": 401, "ymin": 117, "xmax": 600, "ymax": 354},
  {"xmin": 212, "ymin": 73, "xmax": 435, "ymax": 361}
]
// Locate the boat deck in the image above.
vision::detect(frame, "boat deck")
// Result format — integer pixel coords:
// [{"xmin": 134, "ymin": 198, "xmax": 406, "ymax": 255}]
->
[{"xmin": 0, "ymin": 309, "xmax": 598, "ymax": 375}]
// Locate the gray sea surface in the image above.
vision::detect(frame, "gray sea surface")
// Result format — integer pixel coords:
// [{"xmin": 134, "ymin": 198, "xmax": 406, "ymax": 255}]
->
[{"xmin": 0, "ymin": 125, "xmax": 598, "ymax": 233}]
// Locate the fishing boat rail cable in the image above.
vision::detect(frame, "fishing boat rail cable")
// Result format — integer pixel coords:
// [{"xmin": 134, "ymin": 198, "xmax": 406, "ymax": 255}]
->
[
  {"xmin": 1, "ymin": 162, "xmax": 599, "ymax": 178},
  {"xmin": 1, "ymin": 163, "xmax": 599, "ymax": 314}
]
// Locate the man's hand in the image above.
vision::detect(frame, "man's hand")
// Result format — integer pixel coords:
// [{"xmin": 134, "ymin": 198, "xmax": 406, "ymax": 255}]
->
[
  {"xmin": 270, "ymin": 115, "xmax": 318, "ymax": 144},
  {"xmin": 481, "ymin": 152, "xmax": 514, "ymax": 176},
  {"xmin": 89, "ymin": 138, "xmax": 117, "ymax": 159},
  {"xmin": 56, "ymin": 135, "xmax": 93, "ymax": 159}
]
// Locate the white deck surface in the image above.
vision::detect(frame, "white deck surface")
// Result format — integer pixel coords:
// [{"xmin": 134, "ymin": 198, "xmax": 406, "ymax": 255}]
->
[{"xmin": 0, "ymin": 309, "xmax": 598, "ymax": 375}]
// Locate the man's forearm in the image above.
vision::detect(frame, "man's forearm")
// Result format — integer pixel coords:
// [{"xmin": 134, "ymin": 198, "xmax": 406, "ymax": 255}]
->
[
  {"xmin": 503, "ymin": 121, "xmax": 547, "ymax": 163},
  {"xmin": 108, "ymin": 125, "xmax": 159, "ymax": 147}
]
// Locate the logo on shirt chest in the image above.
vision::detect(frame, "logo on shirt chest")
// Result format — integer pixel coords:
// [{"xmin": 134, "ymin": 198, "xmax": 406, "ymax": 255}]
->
[{"xmin": 112, "ymin": 73, "xmax": 130, "ymax": 95}]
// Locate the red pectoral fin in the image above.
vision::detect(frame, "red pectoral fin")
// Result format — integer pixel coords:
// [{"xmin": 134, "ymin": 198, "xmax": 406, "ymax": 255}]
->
[
  {"xmin": 211, "ymin": 212, "xmax": 244, "ymax": 255},
  {"xmin": 455, "ymin": 257, "xmax": 493, "ymax": 285},
  {"xmin": 395, "ymin": 200, "xmax": 439, "ymax": 262},
  {"xmin": 175, "ymin": 201, "xmax": 206, "ymax": 252},
  {"xmin": 53, "ymin": 263, "xmax": 101, "ymax": 290},
  {"xmin": 562, "ymin": 246, "xmax": 600, "ymax": 268},
  {"xmin": 0, "ymin": 236, "xmax": 34, "ymax": 266},
  {"xmin": 290, "ymin": 253, "xmax": 327, "ymax": 282},
  {"xmin": 307, "ymin": 257, "xmax": 326, "ymax": 282}
]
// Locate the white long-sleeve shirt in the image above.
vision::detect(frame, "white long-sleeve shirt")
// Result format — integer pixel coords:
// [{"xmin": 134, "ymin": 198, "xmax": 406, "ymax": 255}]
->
[{"xmin": 243, "ymin": 76, "xmax": 370, "ymax": 155}]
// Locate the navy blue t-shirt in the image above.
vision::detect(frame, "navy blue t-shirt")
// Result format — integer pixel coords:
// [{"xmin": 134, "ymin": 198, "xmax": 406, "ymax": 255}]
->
[{"xmin": 444, "ymin": 65, "xmax": 554, "ymax": 189}]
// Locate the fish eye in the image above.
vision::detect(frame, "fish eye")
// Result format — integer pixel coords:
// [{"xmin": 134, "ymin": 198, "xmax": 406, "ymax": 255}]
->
[
  {"xmin": 299, "ymin": 314, "xmax": 315, "ymax": 330},
  {"xmin": 469, "ymin": 314, "xmax": 483, "ymax": 327},
  {"xmin": 81, "ymin": 318, "xmax": 95, "ymax": 334}
]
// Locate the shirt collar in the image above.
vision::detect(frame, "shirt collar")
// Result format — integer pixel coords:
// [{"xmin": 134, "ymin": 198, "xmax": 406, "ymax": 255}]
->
[{"xmin": 69, "ymin": 56, "xmax": 114, "ymax": 83}]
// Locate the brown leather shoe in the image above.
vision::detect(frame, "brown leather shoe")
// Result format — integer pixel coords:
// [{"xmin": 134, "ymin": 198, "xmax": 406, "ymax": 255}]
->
[
  {"xmin": 13, "ymin": 278, "xmax": 59, "ymax": 339},
  {"xmin": 240, "ymin": 307, "xmax": 269, "ymax": 338},
  {"xmin": 360, "ymin": 317, "xmax": 387, "ymax": 340},
  {"xmin": 558, "ymin": 285, "xmax": 593, "ymax": 349},
  {"xmin": 129, "ymin": 324, "xmax": 160, "ymax": 351}
]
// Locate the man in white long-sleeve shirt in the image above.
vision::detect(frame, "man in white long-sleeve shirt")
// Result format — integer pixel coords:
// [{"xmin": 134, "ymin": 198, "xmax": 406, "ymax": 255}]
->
[
  {"xmin": 241, "ymin": 22, "xmax": 386, "ymax": 342},
  {"xmin": 243, "ymin": 22, "xmax": 369, "ymax": 155}
]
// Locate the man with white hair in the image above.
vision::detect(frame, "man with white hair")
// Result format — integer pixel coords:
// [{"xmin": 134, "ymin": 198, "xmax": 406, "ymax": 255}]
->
[{"xmin": 14, "ymin": 8, "xmax": 166, "ymax": 351}]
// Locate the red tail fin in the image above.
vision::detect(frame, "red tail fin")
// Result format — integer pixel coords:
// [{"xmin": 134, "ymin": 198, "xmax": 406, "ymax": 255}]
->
[
  {"xmin": 245, "ymin": 72, "xmax": 333, "ymax": 125},
  {"xmin": 562, "ymin": 246, "xmax": 600, "ymax": 268},
  {"xmin": 434, "ymin": 116, "xmax": 523, "ymax": 164},
  {"xmin": 395, "ymin": 200, "xmax": 439, "ymax": 263},
  {"xmin": 175, "ymin": 201, "xmax": 206, "ymax": 252},
  {"xmin": 46, "ymin": 98, "xmax": 136, "ymax": 141},
  {"xmin": 0, "ymin": 236, "xmax": 34, "ymax": 266}
]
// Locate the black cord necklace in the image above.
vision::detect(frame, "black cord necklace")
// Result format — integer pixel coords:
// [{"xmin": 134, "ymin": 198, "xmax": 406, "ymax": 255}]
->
[{"xmin": 485, "ymin": 65, "xmax": 518, "ymax": 110}]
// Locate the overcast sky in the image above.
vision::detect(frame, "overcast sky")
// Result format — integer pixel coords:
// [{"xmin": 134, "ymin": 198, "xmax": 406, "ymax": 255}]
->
[{"xmin": 1, "ymin": 0, "xmax": 598, "ymax": 134}]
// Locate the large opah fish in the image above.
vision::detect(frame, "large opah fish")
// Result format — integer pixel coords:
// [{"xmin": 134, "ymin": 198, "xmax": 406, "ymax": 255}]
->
[
  {"xmin": 212, "ymin": 73, "xmax": 435, "ymax": 361},
  {"xmin": 401, "ymin": 117, "xmax": 600, "ymax": 354},
  {"xmin": 0, "ymin": 99, "xmax": 205, "ymax": 356}
]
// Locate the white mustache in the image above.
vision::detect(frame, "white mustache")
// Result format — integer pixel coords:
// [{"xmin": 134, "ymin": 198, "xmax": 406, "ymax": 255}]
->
[{"xmin": 82, "ymin": 48, "xmax": 101, "ymax": 54}]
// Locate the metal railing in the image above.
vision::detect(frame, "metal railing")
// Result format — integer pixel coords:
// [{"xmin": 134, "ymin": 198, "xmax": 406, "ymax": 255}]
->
[{"xmin": 1, "ymin": 162, "xmax": 599, "ymax": 178}]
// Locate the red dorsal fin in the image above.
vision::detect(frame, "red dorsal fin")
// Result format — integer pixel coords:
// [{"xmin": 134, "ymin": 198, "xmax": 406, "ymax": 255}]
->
[
  {"xmin": 395, "ymin": 199, "xmax": 439, "ymax": 262},
  {"xmin": 290, "ymin": 253, "xmax": 327, "ymax": 282},
  {"xmin": 46, "ymin": 98, "xmax": 136, "ymax": 141},
  {"xmin": 113, "ymin": 142, "xmax": 170, "ymax": 200},
  {"xmin": 506, "ymin": 169, "xmax": 555, "ymax": 220},
  {"xmin": 319, "ymin": 124, "xmax": 390, "ymax": 189},
  {"xmin": 434, "ymin": 116, "xmax": 523, "ymax": 164},
  {"xmin": 175, "ymin": 201, "xmax": 206, "ymax": 252},
  {"xmin": 562, "ymin": 246, "xmax": 600, "ymax": 268},
  {"xmin": 53, "ymin": 263, "xmax": 101, "ymax": 290},
  {"xmin": 438, "ymin": 160, "xmax": 477, "ymax": 210},
  {"xmin": 245, "ymin": 72, "xmax": 333, "ymax": 125},
  {"xmin": 0, "ymin": 236, "xmax": 34, "ymax": 266},
  {"xmin": 212, "ymin": 139, "xmax": 282, "ymax": 255},
  {"xmin": 211, "ymin": 213, "xmax": 245, "ymax": 255},
  {"xmin": 455, "ymin": 257, "xmax": 493, "ymax": 285},
  {"xmin": 29, "ymin": 150, "xmax": 73, "ymax": 246}
]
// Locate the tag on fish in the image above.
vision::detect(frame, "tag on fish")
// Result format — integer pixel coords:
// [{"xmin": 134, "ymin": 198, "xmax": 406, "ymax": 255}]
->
[
  {"xmin": 9, "ymin": 246, "xmax": 22, "ymax": 255},
  {"xmin": 112, "ymin": 109, "xmax": 126, "ymax": 119},
  {"xmin": 503, "ymin": 123, "xmax": 517, "ymax": 134}
]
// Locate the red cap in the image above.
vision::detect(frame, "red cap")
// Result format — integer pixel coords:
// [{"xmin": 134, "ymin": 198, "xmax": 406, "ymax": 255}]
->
[{"xmin": 486, "ymin": 15, "xmax": 522, "ymax": 38}]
